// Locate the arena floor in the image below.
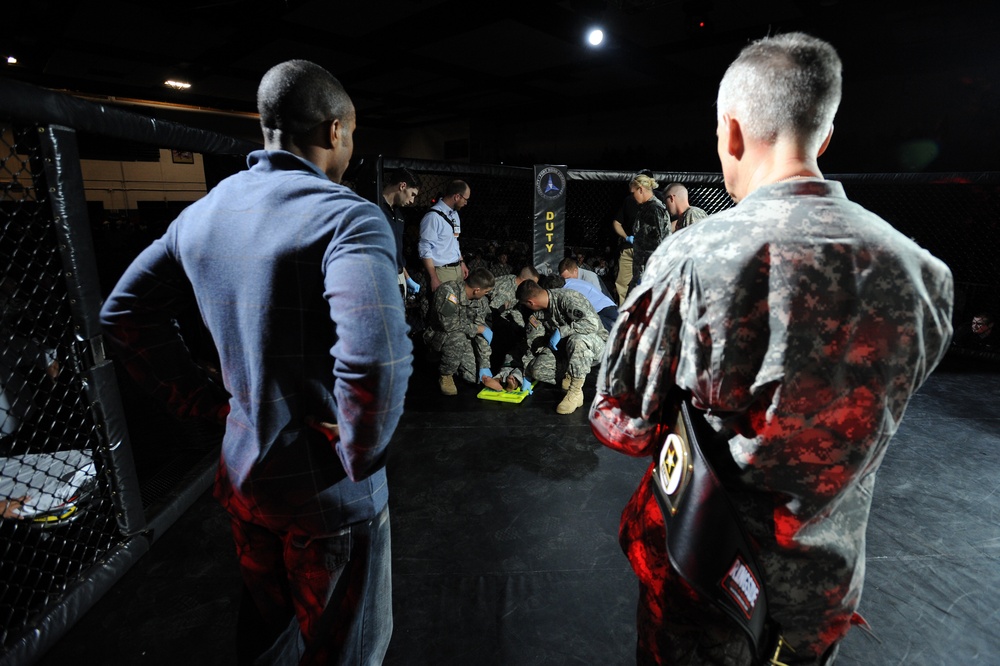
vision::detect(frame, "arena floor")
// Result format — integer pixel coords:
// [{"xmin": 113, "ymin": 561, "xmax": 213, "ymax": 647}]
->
[{"xmin": 35, "ymin": 350, "xmax": 1000, "ymax": 666}]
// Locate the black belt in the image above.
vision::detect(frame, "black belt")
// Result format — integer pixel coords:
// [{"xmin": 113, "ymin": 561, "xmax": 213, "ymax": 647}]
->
[
  {"xmin": 651, "ymin": 392, "xmax": 783, "ymax": 663},
  {"xmin": 438, "ymin": 261, "xmax": 461, "ymax": 268}
]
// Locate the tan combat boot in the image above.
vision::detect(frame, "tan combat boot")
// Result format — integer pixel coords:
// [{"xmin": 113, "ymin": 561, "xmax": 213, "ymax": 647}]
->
[
  {"xmin": 556, "ymin": 376, "xmax": 585, "ymax": 414},
  {"xmin": 439, "ymin": 374, "xmax": 458, "ymax": 396},
  {"xmin": 561, "ymin": 375, "xmax": 572, "ymax": 391}
]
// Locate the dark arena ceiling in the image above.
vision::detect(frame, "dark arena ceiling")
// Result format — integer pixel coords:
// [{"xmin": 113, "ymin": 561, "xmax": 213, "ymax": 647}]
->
[{"xmin": 4, "ymin": 0, "xmax": 999, "ymax": 170}]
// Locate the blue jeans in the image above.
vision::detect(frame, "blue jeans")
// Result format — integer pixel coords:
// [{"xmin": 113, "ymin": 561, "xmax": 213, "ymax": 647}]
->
[{"xmin": 233, "ymin": 505, "xmax": 392, "ymax": 666}]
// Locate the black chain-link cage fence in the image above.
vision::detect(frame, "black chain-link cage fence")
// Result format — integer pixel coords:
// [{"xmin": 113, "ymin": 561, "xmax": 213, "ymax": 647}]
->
[
  {"xmin": 836, "ymin": 175, "xmax": 1000, "ymax": 323},
  {"xmin": 1, "ymin": 78, "xmax": 257, "ymax": 666},
  {"xmin": 1, "ymin": 124, "xmax": 121, "ymax": 651}
]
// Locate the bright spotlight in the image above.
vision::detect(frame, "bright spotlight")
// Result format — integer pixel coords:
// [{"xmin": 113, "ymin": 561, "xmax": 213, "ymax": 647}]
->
[{"xmin": 587, "ymin": 28, "xmax": 604, "ymax": 47}]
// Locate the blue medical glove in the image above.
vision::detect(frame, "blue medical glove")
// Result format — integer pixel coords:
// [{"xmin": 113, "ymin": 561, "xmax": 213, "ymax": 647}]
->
[
  {"xmin": 549, "ymin": 329, "xmax": 562, "ymax": 350},
  {"xmin": 478, "ymin": 368, "xmax": 493, "ymax": 382},
  {"xmin": 521, "ymin": 377, "xmax": 533, "ymax": 394},
  {"xmin": 625, "ymin": 235, "xmax": 634, "ymax": 244},
  {"xmin": 405, "ymin": 276, "xmax": 420, "ymax": 294},
  {"xmin": 481, "ymin": 326, "xmax": 494, "ymax": 345}
]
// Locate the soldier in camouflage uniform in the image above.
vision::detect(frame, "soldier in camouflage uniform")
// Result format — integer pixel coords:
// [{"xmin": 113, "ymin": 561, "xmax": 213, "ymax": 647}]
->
[
  {"xmin": 485, "ymin": 267, "xmax": 534, "ymax": 329},
  {"xmin": 590, "ymin": 33, "xmax": 954, "ymax": 665},
  {"xmin": 516, "ymin": 280, "xmax": 609, "ymax": 414},
  {"xmin": 664, "ymin": 182, "xmax": 708, "ymax": 234},
  {"xmin": 482, "ymin": 267, "xmax": 536, "ymax": 390},
  {"xmin": 423, "ymin": 268, "xmax": 503, "ymax": 395}
]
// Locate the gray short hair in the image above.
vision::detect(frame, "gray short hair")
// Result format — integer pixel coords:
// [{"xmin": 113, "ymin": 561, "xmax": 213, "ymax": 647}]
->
[{"xmin": 717, "ymin": 32, "xmax": 842, "ymax": 150}]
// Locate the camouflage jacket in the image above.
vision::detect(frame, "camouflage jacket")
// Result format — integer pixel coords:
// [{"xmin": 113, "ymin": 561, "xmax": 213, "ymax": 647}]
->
[
  {"xmin": 487, "ymin": 273, "xmax": 524, "ymax": 328},
  {"xmin": 674, "ymin": 205, "xmax": 708, "ymax": 232},
  {"xmin": 487, "ymin": 274, "xmax": 519, "ymax": 314},
  {"xmin": 590, "ymin": 179, "xmax": 954, "ymax": 655},
  {"xmin": 632, "ymin": 196, "xmax": 668, "ymax": 254},
  {"xmin": 524, "ymin": 288, "xmax": 608, "ymax": 352},
  {"xmin": 426, "ymin": 280, "xmax": 486, "ymax": 339}
]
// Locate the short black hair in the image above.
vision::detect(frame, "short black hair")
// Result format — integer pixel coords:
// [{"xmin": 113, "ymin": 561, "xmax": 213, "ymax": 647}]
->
[
  {"xmin": 257, "ymin": 60, "xmax": 353, "ymax": 139},
  {"xmin": 466, "ymin": 267, "xmax": 495, "ymax": 290},
  {"xmin": 538, "ymin": 274, "xmax": 564, "ymax": 289},
  {"xmin": 385, "ymin": 167, "xmax": 422, "ymax": 189},
  {"xmin": 516, "ymin": 279, "xmax": 544, "ymax": 302},
  {"xmin": 518, "ymin": 266, "xmax": 540, "ymax": 281}
]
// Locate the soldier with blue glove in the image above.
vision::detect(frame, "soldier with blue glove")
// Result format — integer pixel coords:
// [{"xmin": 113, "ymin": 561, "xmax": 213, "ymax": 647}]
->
[
  {"xmin": 423, "ymin": 268, "xmax": 502, "ymax": 395},
  {"xmin": 515, "ymin": 279, "xmax": 608, "ymax": 414}
]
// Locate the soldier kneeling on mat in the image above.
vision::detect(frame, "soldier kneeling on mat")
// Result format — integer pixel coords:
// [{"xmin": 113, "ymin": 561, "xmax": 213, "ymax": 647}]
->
[
  {"xmin": 423, "ymin": 267, "xmax": 504, "ymax": 395},
  {"xmin": 515, "ymin": 279, "xmax": 609, "ymax": 414}
]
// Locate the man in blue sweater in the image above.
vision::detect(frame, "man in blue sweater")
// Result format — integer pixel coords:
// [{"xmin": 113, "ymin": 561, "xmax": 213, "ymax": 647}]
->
[{"xmin": 100, "ymin": 60, "xmax": 412, "ymax": 665}]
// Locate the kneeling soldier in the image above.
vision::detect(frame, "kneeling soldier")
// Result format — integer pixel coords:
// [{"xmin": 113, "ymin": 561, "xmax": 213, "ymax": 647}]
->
[
  {"xmin": 516, "ymin": 279, "xmax": 608, "ymax": 414},
  {"xmin": 423, "ymin": 268, "xmax": 502, "ymax": 395}
]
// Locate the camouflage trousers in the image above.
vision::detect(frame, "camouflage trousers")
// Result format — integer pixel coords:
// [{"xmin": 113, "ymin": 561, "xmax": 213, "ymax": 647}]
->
[
  {"xmin": 526, "ymin": 331, "xmax": 605, "ymax": 383},
  {"xmin": 636, "ymin": 581, "xmax": 839, "ymax": 666},
  {"xmin": 423, "ymin": 329, "xmax": 491, "ymax": 383},
  {"xmin": 494, "ymin": 366, "xmax": 523, "ymax": 385}
]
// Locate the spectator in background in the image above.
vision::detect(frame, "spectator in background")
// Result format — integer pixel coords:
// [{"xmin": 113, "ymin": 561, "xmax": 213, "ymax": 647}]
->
[
  {"xmin": 593, "ymin": 257, "xmax": 609, "ymax": 279},
  {"xmin": 950, "ymin": 311, "xmax": 996, "ymax": 353},
  {"xmin": 490, "ymin": 252, "xmax": 515, "ymax": 276},
  {"xmin": 664, "ymin": 182, "xmax": 708, "ymax": 233},
  {"xmin": 466, "ymin": 249, "xmax": 489, "ymax": 272}
]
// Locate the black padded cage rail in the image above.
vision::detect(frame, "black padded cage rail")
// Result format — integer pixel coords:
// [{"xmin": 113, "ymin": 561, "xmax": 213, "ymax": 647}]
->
[
  {"xmin": 0, "ymin": 78, "xmax": 258, "ymax": 666},
  {"xmin": 365, "ymin": 158, "xmax": 999, "ymax": 323}
]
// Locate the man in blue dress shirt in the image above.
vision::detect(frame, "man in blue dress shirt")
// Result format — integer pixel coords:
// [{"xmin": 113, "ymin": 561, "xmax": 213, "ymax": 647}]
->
[{"xmin": 418, "ymin": 180, "xmax": 470, "ymax": 292}]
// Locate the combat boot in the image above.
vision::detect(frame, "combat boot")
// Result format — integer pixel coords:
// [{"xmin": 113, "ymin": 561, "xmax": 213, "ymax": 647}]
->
[
  {"xmin": 439, "ymin": 374, "xmax": 458, "ymax": 396},
  {"xmin": 561, "ymin": 375, "xmax": 572, "ymax": 391},
  {"xmin": 556, "ymin": 376, "xmax": 585, "ymax": 414}
]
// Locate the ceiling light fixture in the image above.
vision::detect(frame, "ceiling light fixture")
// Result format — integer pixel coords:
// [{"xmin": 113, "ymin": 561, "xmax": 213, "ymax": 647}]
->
[
  {"xmin": 587, "ymin": 28, "xmax": 605, "ymax": 47},
  {"xmin": 6, "ymin": 56, "xmax": 17, "ymax": 65},
  {"xmin": 164, "ymin": 80, "xmax": 192, "ymax": 90}
]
